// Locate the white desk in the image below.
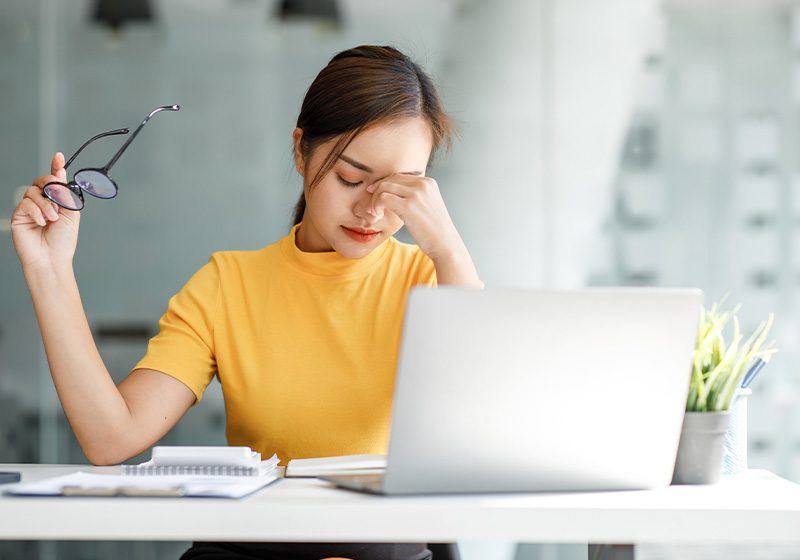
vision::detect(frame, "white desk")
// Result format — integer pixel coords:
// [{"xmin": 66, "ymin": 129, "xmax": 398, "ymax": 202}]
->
[{"xmin": 2, "ymin": 464, "xmax": 800, "ymax": 558}]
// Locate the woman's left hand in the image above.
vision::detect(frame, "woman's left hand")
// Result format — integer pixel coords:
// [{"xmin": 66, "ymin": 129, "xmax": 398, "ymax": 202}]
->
[{"xmin": 366, "ymin": 175, "xmax": 481, "ymax": 286}]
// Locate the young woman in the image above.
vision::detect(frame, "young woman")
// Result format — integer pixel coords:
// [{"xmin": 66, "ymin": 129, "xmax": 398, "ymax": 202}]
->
[{"xmin": 12, "ymin": 45, "xmax": 480, "ymax": 560}]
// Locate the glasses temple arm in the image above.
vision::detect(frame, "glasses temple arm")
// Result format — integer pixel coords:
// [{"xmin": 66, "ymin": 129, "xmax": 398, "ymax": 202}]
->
[
  {"xmin": 102, "ymin": 105, "xmax": 180, "ymax": 172},
  {"xmin": 64, "ymin": 128, "xmax": 130, "ymax": 169}
]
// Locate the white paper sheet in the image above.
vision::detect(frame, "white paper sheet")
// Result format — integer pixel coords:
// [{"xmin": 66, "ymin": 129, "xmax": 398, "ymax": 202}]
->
[{"xmin": 7, "ymin": 469, "xmax": 280, "ymax": 498}]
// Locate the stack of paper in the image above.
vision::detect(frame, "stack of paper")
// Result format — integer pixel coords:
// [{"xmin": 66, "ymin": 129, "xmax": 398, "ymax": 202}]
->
[{"xmin": 285, "ymin": 454, "xmax": 387, "ymax": 478}]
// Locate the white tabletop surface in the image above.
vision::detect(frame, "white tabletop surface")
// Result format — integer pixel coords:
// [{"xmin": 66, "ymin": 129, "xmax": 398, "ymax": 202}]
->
[{"xmin": 1, "ymin": 464, "xmax": 800, "ymax": 544}]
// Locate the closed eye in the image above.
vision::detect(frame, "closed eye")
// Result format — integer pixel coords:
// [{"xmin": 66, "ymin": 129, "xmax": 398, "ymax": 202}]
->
[{"xmin": 337, "ymin": 174, "xmax": 363, "ymax": 188}]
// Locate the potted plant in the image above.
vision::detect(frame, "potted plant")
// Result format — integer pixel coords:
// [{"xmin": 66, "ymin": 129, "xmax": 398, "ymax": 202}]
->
[{"xmin": 672, "ymin": 298, "xmax": 776, "ymax": 484}]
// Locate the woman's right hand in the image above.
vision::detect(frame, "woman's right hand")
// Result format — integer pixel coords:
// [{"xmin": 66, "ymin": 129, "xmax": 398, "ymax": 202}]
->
[{"xmin": 11, "ymin": 152, "xmax": 81, "ymax": 270}]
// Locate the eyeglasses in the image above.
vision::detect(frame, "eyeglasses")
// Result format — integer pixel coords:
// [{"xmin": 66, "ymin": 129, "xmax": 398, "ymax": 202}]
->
[{"xmin": 44, "ymin": 105, "xmax": 180, "ymax": 211}]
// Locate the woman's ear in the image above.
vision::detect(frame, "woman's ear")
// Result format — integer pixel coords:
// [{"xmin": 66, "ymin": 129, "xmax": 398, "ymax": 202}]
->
[{"xmin": 293, "ymin": 128, "xmax": 305, "ymax": 176}]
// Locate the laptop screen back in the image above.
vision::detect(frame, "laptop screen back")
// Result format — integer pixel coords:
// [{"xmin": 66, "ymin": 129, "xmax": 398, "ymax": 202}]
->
[{"xmin": 382, "ymin": 287, "xmax": 702, "ymax": 494}]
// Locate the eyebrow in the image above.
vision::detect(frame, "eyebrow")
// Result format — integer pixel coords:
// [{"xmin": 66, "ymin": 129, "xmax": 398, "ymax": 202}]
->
[{"xmin": 339, "ymin": 154, "xmax": 423, "ymax": 176}]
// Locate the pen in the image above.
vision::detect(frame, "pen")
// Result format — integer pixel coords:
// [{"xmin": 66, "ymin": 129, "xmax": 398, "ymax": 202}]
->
[
  {"xmin": 62, "ymin": 485, "xmax": 186, "ymax": 497},
  {"xmin": 741, "ymin": 353, "xmax": 772, "ymax": 389}
]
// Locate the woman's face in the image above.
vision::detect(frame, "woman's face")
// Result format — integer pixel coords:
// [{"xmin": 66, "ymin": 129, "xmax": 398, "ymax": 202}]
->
[{"xmin": 293, "ymin": 117, "xmax": 433, "ymax": 259}]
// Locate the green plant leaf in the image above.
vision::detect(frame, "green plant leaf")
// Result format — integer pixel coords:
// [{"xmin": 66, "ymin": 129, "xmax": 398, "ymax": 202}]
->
[{"xmin": 687, "ymin": 300, "xmax": 776, "ymax": 412}]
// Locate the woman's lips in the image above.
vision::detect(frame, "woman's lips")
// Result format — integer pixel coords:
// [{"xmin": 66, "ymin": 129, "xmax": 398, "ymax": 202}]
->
[{"xmin": 342, "ymin": 226, "xmax": 379, "ymax": 243}]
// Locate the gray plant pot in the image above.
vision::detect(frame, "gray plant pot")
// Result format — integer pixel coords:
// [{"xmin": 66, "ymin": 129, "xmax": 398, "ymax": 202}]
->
[{"xmin": 672, "ymin": 411, "xmax": 731, "ymax": 485}]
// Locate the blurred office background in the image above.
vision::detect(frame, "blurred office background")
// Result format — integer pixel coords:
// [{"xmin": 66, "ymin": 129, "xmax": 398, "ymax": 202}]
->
[{"xmin": 2, "ymin": 0, "xmax": 800, "ymax": 558}]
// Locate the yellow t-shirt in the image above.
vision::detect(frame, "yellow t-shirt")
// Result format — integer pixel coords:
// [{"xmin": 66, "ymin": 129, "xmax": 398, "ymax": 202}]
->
[{"xmin": 134, "ymin": 225, "xmax": 436, "ymax": 463}]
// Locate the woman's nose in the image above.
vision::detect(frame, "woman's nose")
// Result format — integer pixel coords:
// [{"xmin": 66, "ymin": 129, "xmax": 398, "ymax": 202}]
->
[{"xmin": 352, "ymin": 189, "xmax": 379, "ymax": 223}]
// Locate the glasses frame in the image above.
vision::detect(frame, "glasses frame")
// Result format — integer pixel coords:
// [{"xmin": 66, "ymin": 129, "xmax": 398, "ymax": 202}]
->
[{"xmin": 43, "ymin": 105, "xmax": 180, "ymax": 211}]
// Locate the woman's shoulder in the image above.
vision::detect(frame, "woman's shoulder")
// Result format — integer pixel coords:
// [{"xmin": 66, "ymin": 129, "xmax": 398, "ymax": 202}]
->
[
  {"xmin": 208, "ymin": 246, "xmax": 271, "ymax": 263},
  {"xmin": 203, "ymin": 244, "xmax": 279, "ymax": 277}
]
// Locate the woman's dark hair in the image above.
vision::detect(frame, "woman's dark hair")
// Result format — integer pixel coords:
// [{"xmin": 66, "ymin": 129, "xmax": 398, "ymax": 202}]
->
[{"xmin": 292, "ymin": 45, "xmax": 454, "ymax": 226}]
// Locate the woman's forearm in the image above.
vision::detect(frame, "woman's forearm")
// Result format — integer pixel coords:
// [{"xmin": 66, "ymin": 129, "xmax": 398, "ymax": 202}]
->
[
  {"xmin": 430, "ymin": 235, "xmax": 481, "ymax": 287},
  {"xmin": 23, "ymin": 261, "xmax": 137, "ymax": 464}
]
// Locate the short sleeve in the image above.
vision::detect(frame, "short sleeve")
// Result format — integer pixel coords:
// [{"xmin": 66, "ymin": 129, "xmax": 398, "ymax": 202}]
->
[{"xmin": 132, "ymin": 257, "xmax": 221, "ymax": 403}]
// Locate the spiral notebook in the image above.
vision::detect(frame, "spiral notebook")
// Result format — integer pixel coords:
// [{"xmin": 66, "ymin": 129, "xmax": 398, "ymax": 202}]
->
[{"xmin": 120, "ymin": 446, "xmax": 279, "ymax": 476}]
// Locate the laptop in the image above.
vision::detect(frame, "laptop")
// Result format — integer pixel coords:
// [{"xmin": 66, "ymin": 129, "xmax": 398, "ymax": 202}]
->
[{"xmin": 322, "ymin": 286, "xmax": 702, "ymax": 495}]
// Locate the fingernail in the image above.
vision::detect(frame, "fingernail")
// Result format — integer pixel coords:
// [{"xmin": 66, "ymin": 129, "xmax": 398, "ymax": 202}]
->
[{"xmin": 366, "ymin": 184, "xmax": 376, "ymax": 193}]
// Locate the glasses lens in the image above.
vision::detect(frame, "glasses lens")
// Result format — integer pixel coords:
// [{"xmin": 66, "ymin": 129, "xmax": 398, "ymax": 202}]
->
[
  {"xmin": 44, "ymin": 183, "xmax": 83, "ymax": 210},
  {"xmin": 74, "ymin": 170, "xmax": 117, "ymax": 199}
]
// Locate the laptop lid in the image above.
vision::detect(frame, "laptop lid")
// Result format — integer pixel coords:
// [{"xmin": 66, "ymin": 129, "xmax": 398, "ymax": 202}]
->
[{"xmin": 379, "ymin": 286, "xmax": 702, "ymax": 494}]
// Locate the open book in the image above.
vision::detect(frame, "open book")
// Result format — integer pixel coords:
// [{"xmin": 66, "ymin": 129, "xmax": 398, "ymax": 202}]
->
[{"xmin": 284, "ymin": 454, "xmax": 387, "ymax": 478}]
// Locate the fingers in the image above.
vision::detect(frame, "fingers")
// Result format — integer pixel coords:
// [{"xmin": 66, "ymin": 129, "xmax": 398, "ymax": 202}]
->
[
  {"xmin": 366, "ymin": 175, "xmax": 439, "ymax": 218},
  {"xmin": 35, "ymin": 152, "xmax": 67, "ymax": 190},
  {"xmin": 16, "ymin": 198, "xmax": 49, "ymax": 227},
  {"xmin": 17, "ymin": 152, "xmax": 70, "ymax": 226},
  {"xmin": 366, "ymin": 190, "xmax": 402, "ymax": 220},
  {"xmin": 33, "ymin": 174, "xmax": 62, "ymax": 190},
  {"xmin": 51, "ymin": 152, "xmax": 66, "ymax": 181},
  {"xmin": 367, "ymin": 175, "xmax": 438, "ymax": 198},
  {"xmin": 16, "ymin": 185, "xmax": 60, "ymax": 227},
  {"xmin": 12, "ymin": 152, "xmax": 71, "ymax": 230}
]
